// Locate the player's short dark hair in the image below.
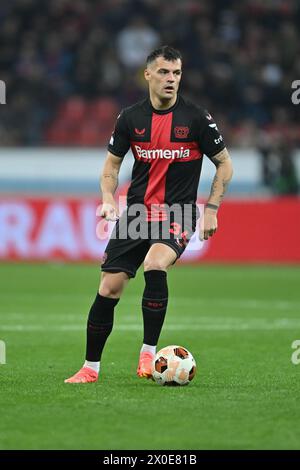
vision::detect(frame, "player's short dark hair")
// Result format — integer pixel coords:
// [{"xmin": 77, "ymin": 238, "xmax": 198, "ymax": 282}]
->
[{"xmin": 146, "ymin": 45, "xmax": 182, "ymax": 65}]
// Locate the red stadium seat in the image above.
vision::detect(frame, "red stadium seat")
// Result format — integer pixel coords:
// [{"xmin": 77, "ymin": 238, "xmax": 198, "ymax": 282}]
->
[
  {"xmin": 58, "ymin": 97, "xmax": 88, "ymax": 123},
  {"xmin": 77, "ymin": 120, "xmax": 102, "ymax": 146},
  {"xmin": 46, "ymin": 120, "xmax": 75, "ymax": 145},
  {"xmin": 89, "ymin": 98, "xmax": 119, "ymax": 124},
  {"xmin": 46, "ymin": 97, "xmax": 118, "ymax": 146}
]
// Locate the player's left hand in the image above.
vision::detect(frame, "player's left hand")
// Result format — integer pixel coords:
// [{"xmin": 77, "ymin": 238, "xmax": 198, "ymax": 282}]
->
[{"xmin": 199, "ymin": 207, "xmax": 218, "ymax": 241}]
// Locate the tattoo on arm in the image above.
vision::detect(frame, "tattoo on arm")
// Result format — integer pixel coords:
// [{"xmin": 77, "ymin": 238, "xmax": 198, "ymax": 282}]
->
[
  {"xmin": 210, "ymin": 148, "xmax": 229, "ymax": 167},
  {"xmin": 220, "ymin": 178, "xmax": 229, "ymax": 202},
  {"xmin": 207, "ymin": 147, "xmax": 232, "ymax": 206},
  {"xmin": 102, "ymin": 173, "xmax": 118, "ymax": 181},
  {"xmin": 101, "ymin": 171, "xmax": 119, "ymax": 196},
  {"xmin": 208, "ymin": 175, "xmax": 230, "ymax": 205},
  {"xmin": 209, "ymin": 174, "xmax": 219, "ymax": 199}
]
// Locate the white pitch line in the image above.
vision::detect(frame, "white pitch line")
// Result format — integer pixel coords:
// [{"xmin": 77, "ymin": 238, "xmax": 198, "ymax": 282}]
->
[
  {"xmin": 2, "ymin": 314, "xmax": 300, "ymax": 325},
  {"xmin": 1, "ymin": 294, "xmax": 300, "ymax": 311},
  {"xmin": 1, "ymin": 320, "xmax": 300, "ymax": 332}
]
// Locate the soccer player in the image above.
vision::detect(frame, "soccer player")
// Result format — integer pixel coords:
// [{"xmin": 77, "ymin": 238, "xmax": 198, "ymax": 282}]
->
[{"xmin": 65, "ymin": 46, "xmax": 233, "ymax": 383}]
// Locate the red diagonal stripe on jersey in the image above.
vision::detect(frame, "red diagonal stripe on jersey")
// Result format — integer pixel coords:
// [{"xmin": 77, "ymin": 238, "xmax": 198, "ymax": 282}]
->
[
  {"xmin": 144, "ymin": 113, "xmax": 172, "ymax": 220},
  {"xmin": 131, "ymin": 113, "xmax": 202, "ymax": 221}
]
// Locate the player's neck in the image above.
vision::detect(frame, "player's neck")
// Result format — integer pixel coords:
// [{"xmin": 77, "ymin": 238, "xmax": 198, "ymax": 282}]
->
[{"xmin": 149, "ymin": 93, "xmax": 178, "ymax": 111}]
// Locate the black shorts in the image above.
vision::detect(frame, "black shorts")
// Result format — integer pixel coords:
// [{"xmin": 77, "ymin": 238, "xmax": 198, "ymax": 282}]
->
[{"xmin": 101, "ymin": 209, "xmax": 197, "ymax": 278}]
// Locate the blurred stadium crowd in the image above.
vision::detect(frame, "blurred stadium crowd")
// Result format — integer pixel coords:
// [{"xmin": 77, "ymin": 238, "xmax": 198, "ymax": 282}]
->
[{"xmin": 0, "ymin": 0, "xmax": 299, "ymax": 150}]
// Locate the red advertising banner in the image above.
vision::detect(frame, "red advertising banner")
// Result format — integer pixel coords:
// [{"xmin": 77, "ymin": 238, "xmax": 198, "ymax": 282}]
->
[
  {"xmin": 0, "ymin": 197, "xmax": 299, "ymax": 263},
  {"xmin": 199, "ymin": 198, "xmax": 300, "ymax": 263}
]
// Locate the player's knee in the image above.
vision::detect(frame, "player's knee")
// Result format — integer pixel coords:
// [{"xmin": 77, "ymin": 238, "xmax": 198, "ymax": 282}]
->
[
  {"xmin": 99, "ymin": 273, "xmax": 127, "ymax": 298},
  {"xmin": 99, "ymin": 281, "xmax": 123, "ymax": 298},
  {"xmin": 143, "ymin": 258, "xmax": 167, "ymax": 272}
]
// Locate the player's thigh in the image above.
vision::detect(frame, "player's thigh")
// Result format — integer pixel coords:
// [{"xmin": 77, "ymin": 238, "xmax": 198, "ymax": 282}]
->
[
  {"xmin": 99, "ymin": 271, "xmax": 130, "ymax": 298},
  {"xmin": 143, "ymin": 243, "xmax": 177, "ymax": 272}
]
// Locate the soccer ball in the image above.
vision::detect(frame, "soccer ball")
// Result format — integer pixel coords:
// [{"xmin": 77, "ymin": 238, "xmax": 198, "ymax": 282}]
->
[{"xmin": 152, "ymin": 345, "xmax": 196, "ymax": 386}]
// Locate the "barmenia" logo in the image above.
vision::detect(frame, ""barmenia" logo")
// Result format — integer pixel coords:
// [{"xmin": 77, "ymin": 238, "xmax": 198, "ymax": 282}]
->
[{"xmin": 134, "ymin": 145, "xmax": 190, "ymax": 160}]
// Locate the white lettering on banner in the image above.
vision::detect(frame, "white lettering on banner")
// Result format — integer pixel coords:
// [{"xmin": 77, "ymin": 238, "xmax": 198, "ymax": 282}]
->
[
  {"xmin": 0, "ymin": 199, "xmax": 204, "ymax": 261},
  {"xmin": 36, "ymin": 203, "xmax": 79, "ymax": 258},
  {"xmin": 79, "ymin": 203, "xmax": 108, "ymax": 256},
  {"xmin": 0, "ymin": 202, "xmax": 33, "ymax": 256}
]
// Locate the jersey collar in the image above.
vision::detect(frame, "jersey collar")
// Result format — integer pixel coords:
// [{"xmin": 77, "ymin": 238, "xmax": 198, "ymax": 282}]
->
[{"xmin": 145, "ymin": 95, "xmax": 181, "ymax": 115}]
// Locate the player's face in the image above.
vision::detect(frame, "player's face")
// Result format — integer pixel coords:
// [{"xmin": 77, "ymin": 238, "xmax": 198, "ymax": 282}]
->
[{"xmin": 144, "ymin": 57, "xmax": 182, "ymax": 101}]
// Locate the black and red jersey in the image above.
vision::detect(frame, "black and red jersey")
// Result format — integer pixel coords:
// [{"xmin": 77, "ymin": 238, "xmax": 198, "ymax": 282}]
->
[{"xmin": 107, "ymin": 95, "xmax": 225, "ymax": 220}]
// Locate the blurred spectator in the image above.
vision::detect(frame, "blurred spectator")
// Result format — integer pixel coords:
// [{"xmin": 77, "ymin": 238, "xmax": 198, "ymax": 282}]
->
[
  {"xmin": 258, "ymin": 133, "xmax": 298, "ymax": 194},
  {"xmin": 0, "ymin": 0, "xmax": 299, "ymax": 149},
  {"xmin": 276, "ymin": 142, "xmax": 298, "ymax": 195},
  {"xmin": 116, "ymin": 16, "xmax": 160, "ymax": 69}
]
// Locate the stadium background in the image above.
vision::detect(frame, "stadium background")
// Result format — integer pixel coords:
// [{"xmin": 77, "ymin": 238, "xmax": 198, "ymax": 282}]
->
[{"xmin": 1, "ymin": 0, "xmax": 300, "ymax": 451}]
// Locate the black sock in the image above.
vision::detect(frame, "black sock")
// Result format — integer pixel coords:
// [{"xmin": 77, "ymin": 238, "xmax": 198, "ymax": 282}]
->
[
  {"xmin": 142, "ymin": 270, "xmax": 168, "ymax": 346},
  {"xmin": 85, "ymin": 293, "xmax": 119, "ymax": 362}
]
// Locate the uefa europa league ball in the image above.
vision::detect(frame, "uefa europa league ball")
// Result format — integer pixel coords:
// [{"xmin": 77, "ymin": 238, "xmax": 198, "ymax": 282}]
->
[{"xmin": 152, "ymin": 345, "xmax": 196, "ymax": 386}]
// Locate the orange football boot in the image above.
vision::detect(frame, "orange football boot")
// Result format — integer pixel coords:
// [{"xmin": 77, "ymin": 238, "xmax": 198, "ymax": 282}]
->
[
  {"xmin": 64, "ymin": 367, "xmax": 98, "ymax": 384},
  {"xmin": 137, "ymin": 351, "xmax": 154, "ymax": 379}
]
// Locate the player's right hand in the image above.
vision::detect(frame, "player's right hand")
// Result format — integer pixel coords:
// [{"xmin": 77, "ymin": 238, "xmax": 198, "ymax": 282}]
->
[{"xmin": 99, "ymin": 202, "xmax": 119, "ymax": 221}]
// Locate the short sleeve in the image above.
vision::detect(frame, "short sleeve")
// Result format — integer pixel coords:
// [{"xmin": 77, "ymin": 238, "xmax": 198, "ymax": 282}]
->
[
  {"xmin": 198, "ymin": 110, "xmax": 226, "ymax": 159},
  {"xmin": 107, "ymin": 110, "xmax": 130, "ymax": 158}
]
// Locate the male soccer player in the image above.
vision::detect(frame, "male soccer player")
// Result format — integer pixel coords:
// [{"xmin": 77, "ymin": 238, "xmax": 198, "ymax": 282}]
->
[{"xmin": 65, "ymin": 46, "xmax": 233, "ymax": 383}]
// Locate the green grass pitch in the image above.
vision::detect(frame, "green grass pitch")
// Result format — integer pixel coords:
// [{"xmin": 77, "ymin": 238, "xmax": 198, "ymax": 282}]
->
[{"xmin": 0, "ymin": 262, "xmax": 300, "ymax": 450}]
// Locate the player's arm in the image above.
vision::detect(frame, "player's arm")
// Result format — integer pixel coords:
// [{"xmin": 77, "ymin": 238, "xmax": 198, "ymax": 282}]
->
[
  {"xmin": 201, "ymin": 148, "xmax": 233, "ymax": 240},
  {"xmin": 100, "ymin": 152, "xmax": 123, "ymax": 221},
  {"xmin": 207, "ymin": 147, "xmax": 233, "ymax": 208},
  {"xmin": 100, "ymin": 109, "xmax": 130, "ymax": 221},
  {"xmin": 197, "ymin": 110, "xmax": 233, "ymax": 241}
]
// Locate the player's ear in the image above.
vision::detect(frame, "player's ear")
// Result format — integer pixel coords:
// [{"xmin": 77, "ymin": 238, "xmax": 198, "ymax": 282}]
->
[{"xmin": 144, "ymin": 68, "xmax": 151, "ymax": 82}]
